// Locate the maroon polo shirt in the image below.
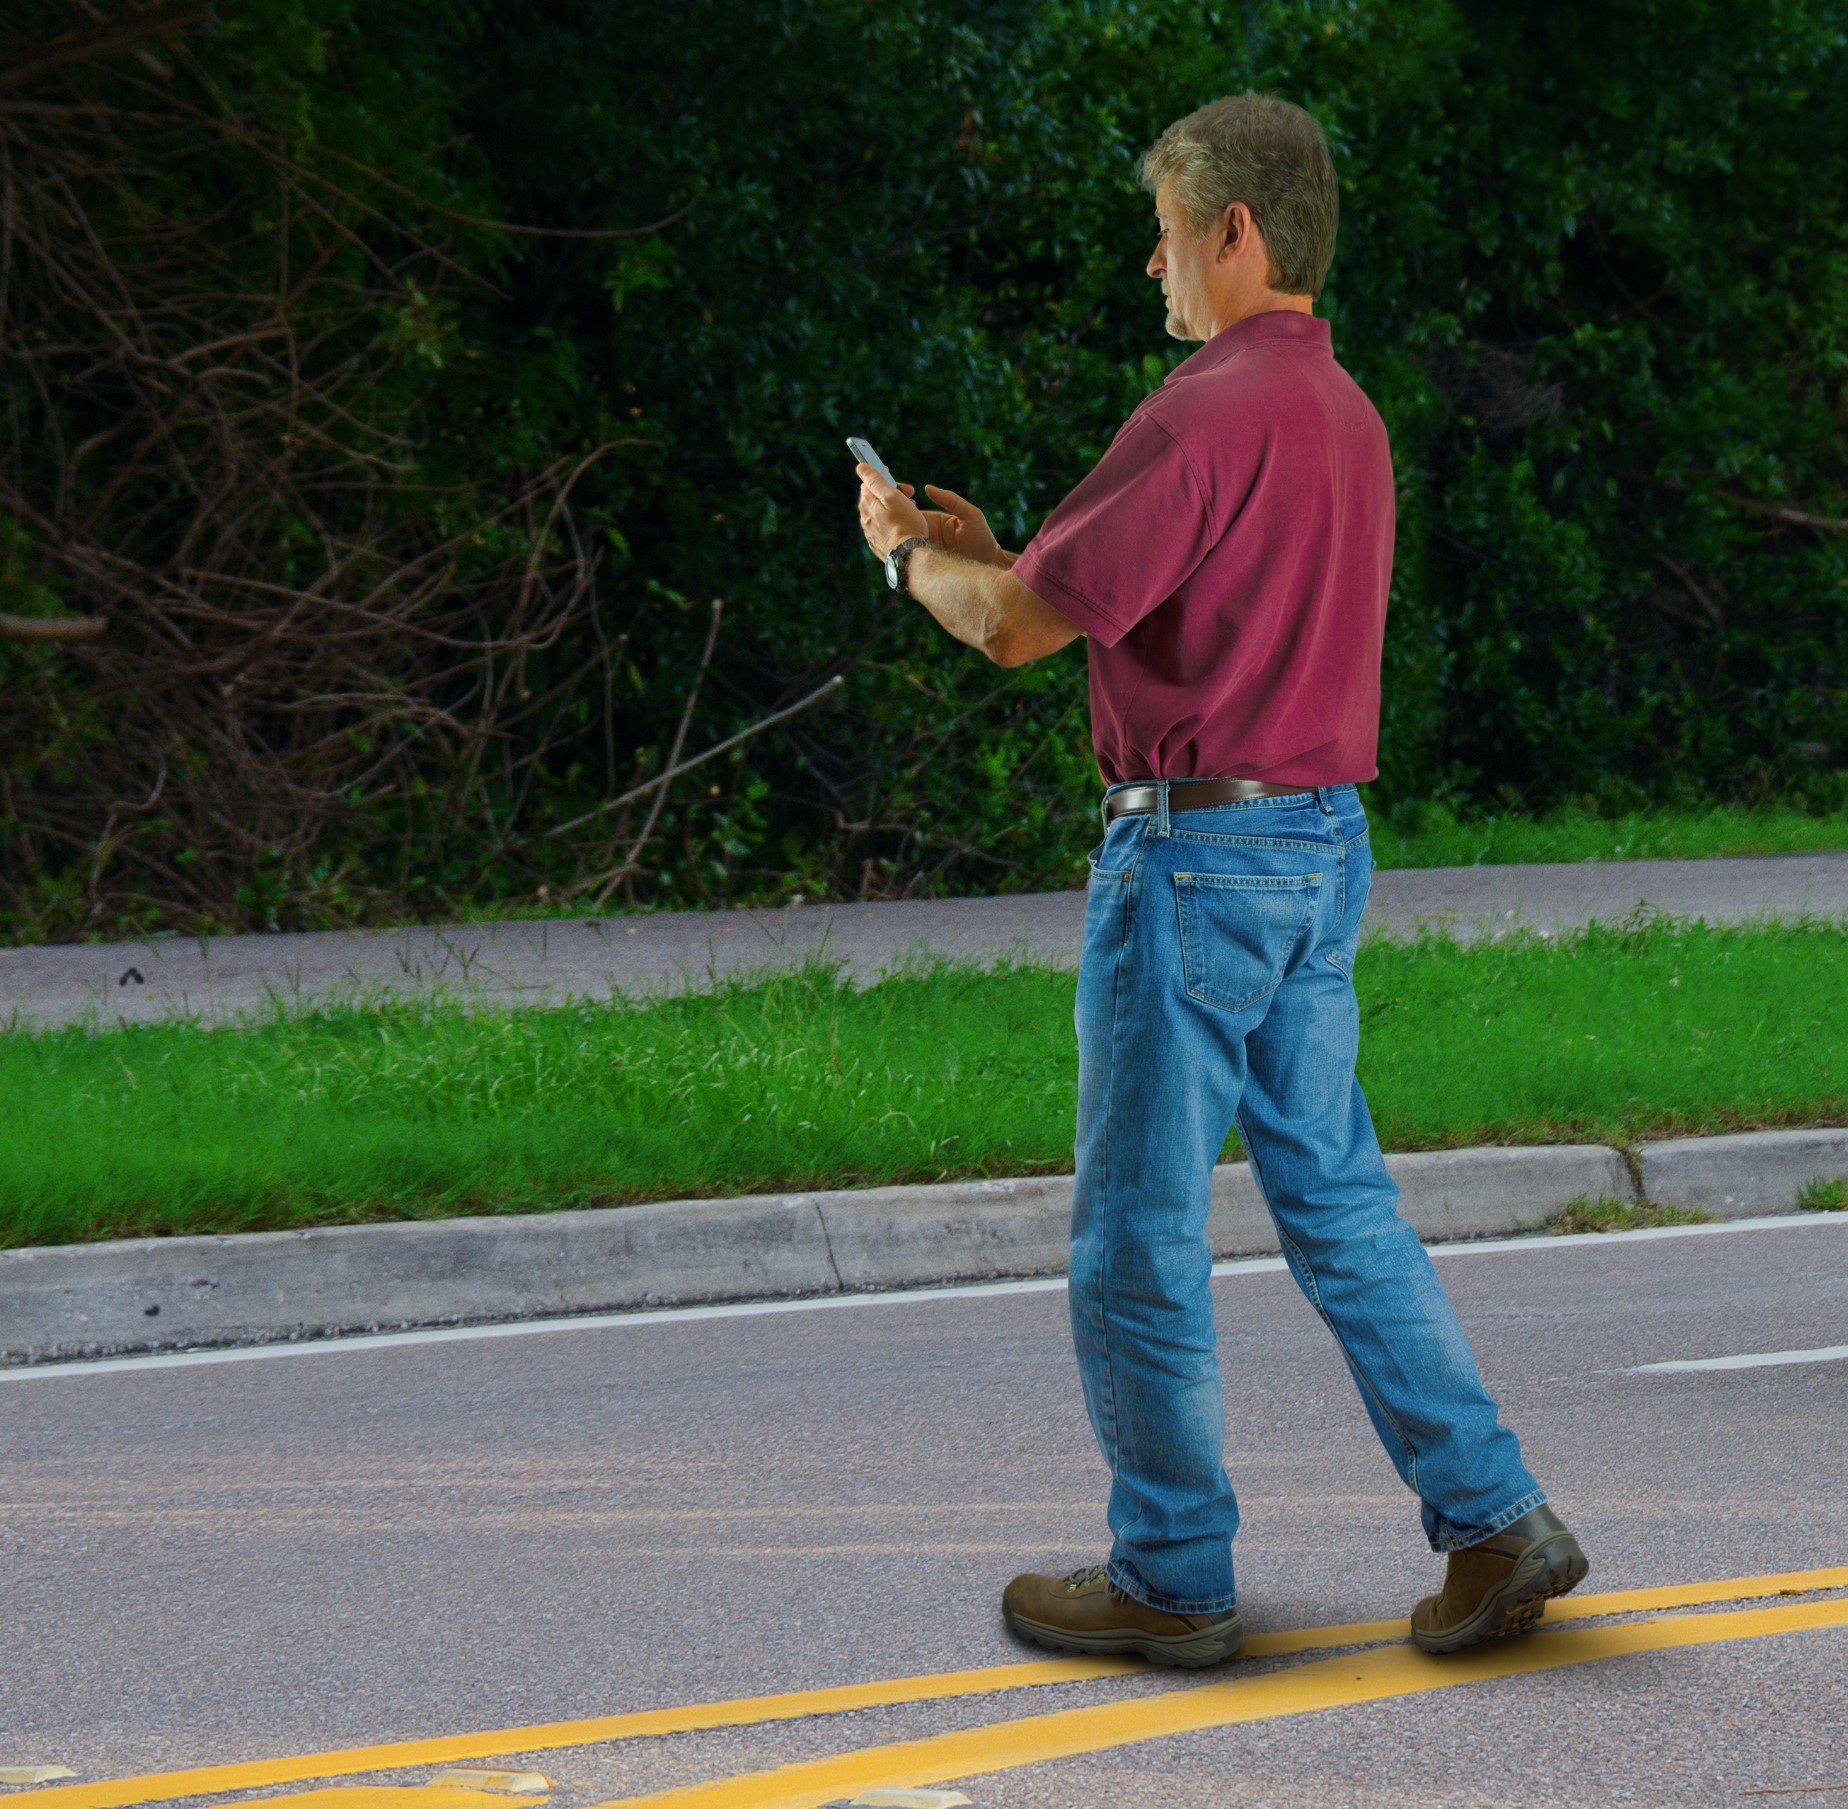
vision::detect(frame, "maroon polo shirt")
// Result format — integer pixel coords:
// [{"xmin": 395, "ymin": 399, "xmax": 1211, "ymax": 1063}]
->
[{"xmin": 1012, "ymin": 310, "xmax": 1393, "ymax": 787}]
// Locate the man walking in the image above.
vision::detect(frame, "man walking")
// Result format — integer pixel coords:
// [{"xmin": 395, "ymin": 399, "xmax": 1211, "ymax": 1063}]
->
[{"xmin": 853, "ymin": 93, "xmax": 1586, "ymax": 1666}]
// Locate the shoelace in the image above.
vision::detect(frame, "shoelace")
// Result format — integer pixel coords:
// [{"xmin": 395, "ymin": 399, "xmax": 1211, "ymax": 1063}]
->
[{"xmin": 1061, "ymin": 1563, "xmax": 1116, "ymax": 1595}]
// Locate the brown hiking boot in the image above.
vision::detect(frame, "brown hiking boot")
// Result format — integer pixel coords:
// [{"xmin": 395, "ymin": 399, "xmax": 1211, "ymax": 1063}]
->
[
  {"xmin": 1002, "ymin": 1563, "xmax": 1245, "ymax": 1668},
  {"xmin": 1411, "ymin": 1504, "xmax": 1589, "ymax": 1654}
]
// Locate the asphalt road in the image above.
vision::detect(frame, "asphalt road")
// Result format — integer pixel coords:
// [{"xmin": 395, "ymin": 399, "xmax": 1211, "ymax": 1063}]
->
[
  {"xmin": 4, "ymin": 853, "xmax": 1846, "ymax": 1030},
  {"xmin": 3, "ymin": 1213, "xmax": 1845, "ymax": 1807}
]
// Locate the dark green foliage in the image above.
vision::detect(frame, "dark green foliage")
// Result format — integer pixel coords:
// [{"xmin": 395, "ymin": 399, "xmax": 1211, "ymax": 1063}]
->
[
  {"xmin": 2, "ymin": 0, "xmax": 1844, "ymax": 936},
  {"xmin": 1369, "ymin": 1, "xmax": 1848, "ymax": 807}
]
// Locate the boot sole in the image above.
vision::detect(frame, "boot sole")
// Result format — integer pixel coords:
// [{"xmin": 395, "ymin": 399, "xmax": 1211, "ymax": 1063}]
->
[
  {"xmin": 1411, "ymin": 1533, "xmax": 1590, "ymax": 1655},
  {"xmin": 1002, "ymin": 1604, "xmax": 1245, "ymax": 1669}
]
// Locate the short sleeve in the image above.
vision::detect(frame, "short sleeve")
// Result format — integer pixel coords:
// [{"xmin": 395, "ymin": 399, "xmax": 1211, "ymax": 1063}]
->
[{"xmin": 1011, "ymin": 409, "xmax": 1215, "ymax": 648}]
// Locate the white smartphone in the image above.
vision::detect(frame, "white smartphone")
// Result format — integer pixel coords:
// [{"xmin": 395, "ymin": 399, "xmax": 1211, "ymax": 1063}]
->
[{"xmin": 846, "ymin": 436, "xmax": 899, "ymax": 489}]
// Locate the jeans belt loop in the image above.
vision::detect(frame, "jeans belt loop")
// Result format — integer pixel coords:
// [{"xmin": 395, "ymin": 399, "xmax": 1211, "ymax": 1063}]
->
[{"xmin": 1154, "ymin": 778, "xmax": 1172, "ymax": 837}]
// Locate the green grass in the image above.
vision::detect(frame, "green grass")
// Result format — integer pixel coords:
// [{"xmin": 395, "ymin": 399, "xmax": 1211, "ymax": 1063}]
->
[
  {"xmin": 1798, "ymin": 1176, "xmax": 1848, "ymax": 1212},
  {"xmin": 6, "ymin": 915, "xmax": 1845, "ymax": 1249},
  {"xmin": 1367, "ymin": 799, "xmax": 1848, "ymax": 870},
  {"xmin": 1548, "ymin": 1194, "xmax": 1713, "ymax": 1235}
]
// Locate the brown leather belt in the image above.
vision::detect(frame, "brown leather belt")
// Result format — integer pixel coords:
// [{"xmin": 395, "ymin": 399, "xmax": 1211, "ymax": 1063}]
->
[{"xmin": 1103, "ymin": 777, "xmax": 1310, "ymax": 825}]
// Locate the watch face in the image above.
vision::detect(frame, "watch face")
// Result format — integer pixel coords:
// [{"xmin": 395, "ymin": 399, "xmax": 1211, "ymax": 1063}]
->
[{"xmin": 884, "ymin": 552, "xmax": 899, "ymax": 589}]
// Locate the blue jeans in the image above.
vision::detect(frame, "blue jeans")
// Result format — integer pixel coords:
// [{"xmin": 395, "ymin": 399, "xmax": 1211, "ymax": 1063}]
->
[{"xmin": 1071, "ymin": 781, "xmax": 1543, "ymax": 1615}]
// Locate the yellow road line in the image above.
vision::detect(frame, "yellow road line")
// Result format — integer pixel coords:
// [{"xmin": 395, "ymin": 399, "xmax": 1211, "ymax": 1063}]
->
[
  {"xmin": 8, "ymin": 1661, "xmax": 1143, "ymax": 1809},
  {"xmin": 600, "ymin": 1595, "xmax": 1848, "ymax": 1809},
  {"xmin": 22, "ymin": 1565, "xmax": 1847, "ymax": 1809}
]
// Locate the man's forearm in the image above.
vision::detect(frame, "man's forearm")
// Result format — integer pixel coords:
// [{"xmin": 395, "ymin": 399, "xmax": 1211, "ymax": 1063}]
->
[
  {"xmin": 905, "ymin": 542, "xmax": 1023, "ymax": 662},
  {"xmin": 904, "ymin": 542, "xmax": 1081, "ymax": 667}
]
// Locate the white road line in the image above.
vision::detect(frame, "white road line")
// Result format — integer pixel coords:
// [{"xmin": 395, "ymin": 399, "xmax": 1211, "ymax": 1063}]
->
[
  {"xmin": 1630, "ymin": 1344, "xmax": 1848, "ymax": 1374},
  {"xmin": 1425, "ymin": 1211, "xmax": 1840, "ymax": 1258},
  {"xmin": 2, "ymin": 1210, "xmax": 1841, "ymax": 1385}
]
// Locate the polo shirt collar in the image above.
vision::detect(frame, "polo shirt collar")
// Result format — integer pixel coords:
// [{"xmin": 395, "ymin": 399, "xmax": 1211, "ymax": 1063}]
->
[{"xmin": 1165, "ymin": 309, "xmax": 1330, "ymax": 382}]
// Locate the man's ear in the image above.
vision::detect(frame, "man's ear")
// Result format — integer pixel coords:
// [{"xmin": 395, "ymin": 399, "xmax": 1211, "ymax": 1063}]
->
[{"xmin": 1218, "ymin": 200, "xmax": 1256, "ymax": 262}]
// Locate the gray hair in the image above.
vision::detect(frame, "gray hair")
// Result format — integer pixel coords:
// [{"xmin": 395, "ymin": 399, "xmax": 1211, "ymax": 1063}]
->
[{"xmin": 1138, "ymin": 94, "xmax": 1339, "ymax": 298}]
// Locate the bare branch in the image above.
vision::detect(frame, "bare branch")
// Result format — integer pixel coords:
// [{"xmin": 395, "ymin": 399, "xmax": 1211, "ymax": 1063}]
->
[
  {"xmin": 1653, "ymin": 552, "xmax": 1725, "ymax": 630},
  {"xmin": 0, "ymin": 19, "xmax": 787, "ymax": 934},
  {"xmin": 549, "ymin": 674, "xmax": 846, "ymax": 840},
  {"xmin": 0, "ymin": 608, "xmax": 108, "ymax": 641},
  {"xmin": 300, "ymin": 141, "xmax": 699, "ymax": 241},
  {"xmin": 0, "ymin": 3, "xmax": 208, "ymax": 96},
  {"xmin": 1714, "ymin": 490, "xmax": 1848, "ymax": 535},
  {"xmin": 573, "ymin": 599, "xmax": 725, "ymax": 904}
]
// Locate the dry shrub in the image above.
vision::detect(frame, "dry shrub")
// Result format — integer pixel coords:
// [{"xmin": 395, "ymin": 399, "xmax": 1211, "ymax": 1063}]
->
[{"xmin": 0, "ymin": 5, "xmax": 689, "ymax": 933}]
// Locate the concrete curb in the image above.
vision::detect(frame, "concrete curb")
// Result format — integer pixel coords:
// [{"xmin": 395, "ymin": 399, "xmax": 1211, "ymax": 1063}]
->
[
  {"xmin": 1640, "ymin": 1127, "xmax": 1848, "ymax": 1216},
  {"xmin": 2, "ymin": 1131, "xmax": 1842, "ymax": 1364}
]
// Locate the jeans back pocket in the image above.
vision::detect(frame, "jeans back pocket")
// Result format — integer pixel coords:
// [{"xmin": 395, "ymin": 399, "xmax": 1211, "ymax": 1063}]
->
[{"xmin": 1174, "ymin": 870, "xmax": 1323, "ymax": 1014}]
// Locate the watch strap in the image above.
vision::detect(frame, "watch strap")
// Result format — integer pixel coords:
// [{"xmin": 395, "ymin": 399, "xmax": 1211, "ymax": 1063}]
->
[{"xmin": 888, "ymin": 535, "xmax": 931, "ymax": 595}]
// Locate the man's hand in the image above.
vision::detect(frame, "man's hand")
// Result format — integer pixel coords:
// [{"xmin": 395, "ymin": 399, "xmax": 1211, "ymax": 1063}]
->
[
  {"xmin": 855, "ymin": 463, "xmax": 928, "ymax": 560},
  {"xmin": 852, "ymin": 460, "xmax": 1079, "ymax": 666},
  {"xmin": 915, "ymin": 484, "xmax": 1004, "ymax": 567}
]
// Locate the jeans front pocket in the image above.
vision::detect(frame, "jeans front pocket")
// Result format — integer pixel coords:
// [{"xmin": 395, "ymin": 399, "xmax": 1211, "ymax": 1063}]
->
[
  {"xmin": 1325, "ymin": 831, "xmax": 1374, "ymax": 973},
  {"xmin": 1174, "ymin": 869, "xmax": 1323, "ymax": 1014},
  {"xmin": 1087, "ymin": 812, "xmax": 1148, "ymax": 878}
]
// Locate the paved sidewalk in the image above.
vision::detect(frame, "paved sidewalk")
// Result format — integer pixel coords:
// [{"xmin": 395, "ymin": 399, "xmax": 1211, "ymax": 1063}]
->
[{"xmin": 3, "ymin": 852, "xmax": 1844, "ymax": 1029}]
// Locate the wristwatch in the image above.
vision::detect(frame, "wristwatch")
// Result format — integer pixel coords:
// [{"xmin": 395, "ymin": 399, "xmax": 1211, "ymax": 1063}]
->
[{"xmin": 884, "ymin": 535, "xmax": 931, "ymax": 596}]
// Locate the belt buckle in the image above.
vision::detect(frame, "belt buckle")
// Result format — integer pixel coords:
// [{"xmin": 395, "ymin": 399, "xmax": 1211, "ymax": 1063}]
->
[{"xmin": 1101, "ymin": 785, "xmax": 1142, "ymax": 827}]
